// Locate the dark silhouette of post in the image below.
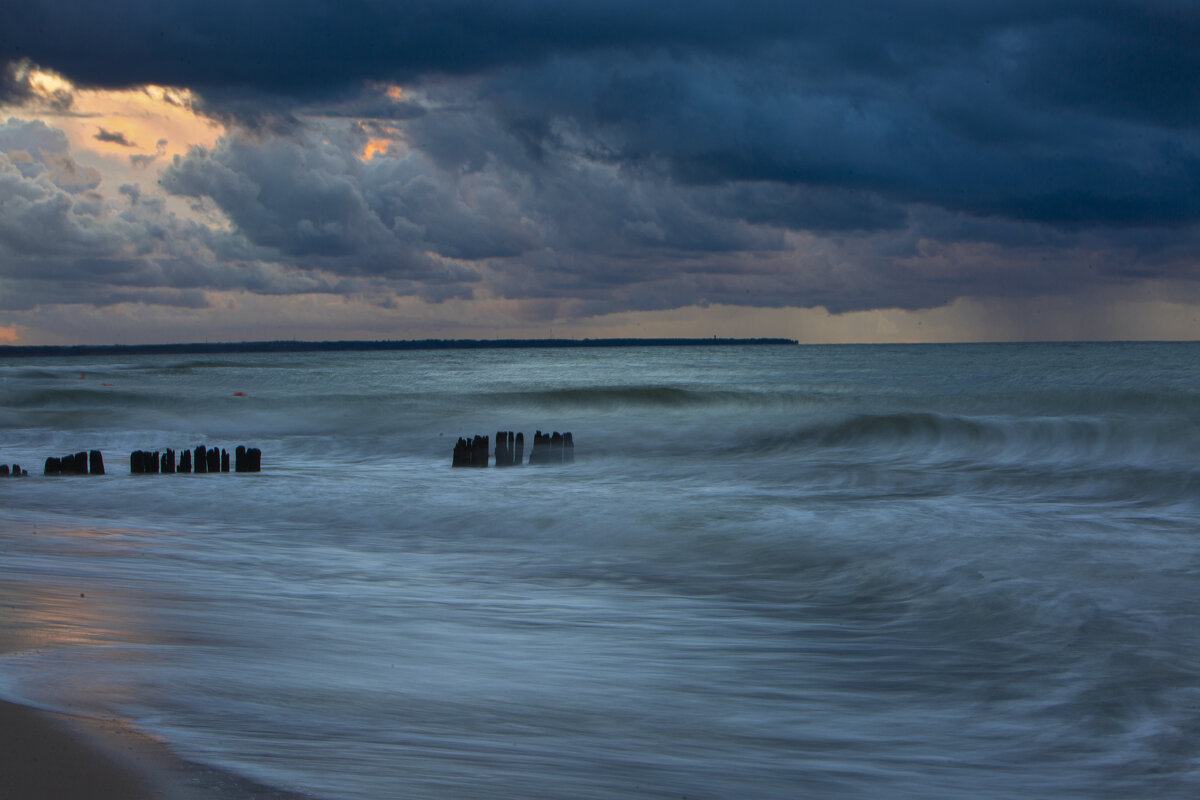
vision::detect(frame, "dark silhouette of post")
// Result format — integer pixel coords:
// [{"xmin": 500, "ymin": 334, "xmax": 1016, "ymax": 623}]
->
[
  {"xmin": 221, "ymin": 449, "xmax": 230, "ymax": 472},
  {"xmin": 452, "ymin": 437, "xmax": 469, "ymax": 467},
  {"xmin": 179, "ymin": 449, "xmax": 192, "ymax": 473},
  {"xmin": 495, "ymin": 430, "xmax": 509, "ymax": 466},
  {"xmin": 514, "ymin": 432, "xmax": 524, "ymax": 465},
  {"xmin": 530, "ymin": 431, "xmax": 555, "ymax": 465},
  {"xmin": 472, "ymin": 435, "xmax": 489, "ymax": 467},
  {"xmin": 194, "ymin": 446, "xmax": 207, "ymax": 474},
  {"xmin": 162, "ymin": 449, "xmax": 175, "ymax": 474},
  {"xmin": 89, "ymin": 450, "xmax": 105, "ymax": 475},
  {"xmin": 495, "ymin": 430, "xmax": 519, "ymax": 466}
]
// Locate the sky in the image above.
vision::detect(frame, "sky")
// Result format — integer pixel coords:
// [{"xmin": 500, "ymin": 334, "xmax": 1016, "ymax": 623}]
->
[{"xmin": 1, "ymin": 1, "xmax": 1199, "ymax": 345}]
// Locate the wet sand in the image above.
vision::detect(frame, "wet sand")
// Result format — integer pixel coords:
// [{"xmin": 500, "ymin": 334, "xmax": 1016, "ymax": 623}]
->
[
  {"xmin": 0, "ymin": 580, "xmax": 312, "ymax": 800},
  {"xmin": 0, "ymin": 699, "xmax": 157, "ymax": 799}
]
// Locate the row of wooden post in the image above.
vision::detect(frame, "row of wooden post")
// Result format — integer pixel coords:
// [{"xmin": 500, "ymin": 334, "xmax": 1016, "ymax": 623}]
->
[
  {"xmin": 453, "ymin": 431, "xmax": 573, "ymax": 467},
  {"xmin": 2, "ymin": 463, "xmax": 28, "ymax": 476},
  {"xmin": 130, "ymin": 446, "xmax": 261, "ymax": 474},
  {"xmin": 44, "ymin": 450, "xmax": 105, "ymax": 475}
]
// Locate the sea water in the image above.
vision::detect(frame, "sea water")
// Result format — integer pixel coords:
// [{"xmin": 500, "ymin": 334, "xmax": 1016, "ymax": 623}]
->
[{"xmin": 1, "ymin": 342, "xmax": 1199, "ymax": 799}]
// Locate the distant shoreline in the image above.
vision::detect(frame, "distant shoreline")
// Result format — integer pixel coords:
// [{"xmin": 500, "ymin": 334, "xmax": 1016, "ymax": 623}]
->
[{"xmin": 0, "ymin": 337, "xmax": 797, "ymax": 358}]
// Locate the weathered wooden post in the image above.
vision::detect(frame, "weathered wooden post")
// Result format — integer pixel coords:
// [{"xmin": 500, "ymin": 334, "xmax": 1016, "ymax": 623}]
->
[
  {"xmin": 514, "ymin": 432, "xmax": 524, "ymax": 465},
  {"xmin": 89, "ymin": 450, "xmax": 105, "ymax": 475},
  {"xmin": 221, "ymin": 449, "xmax": 230, "ymax": 472},
  {"xmin": 455, "ymin": 437, "xmax": 469, "ymax": 466},
  {"xmin": 45, "ymin": 456, "xmax": 61, "ymax": 475},
  {"xmin": 129, "ymin": 451, "xmax": 144, "ymax": 474},
  {"xmin": 206, "ymin": 447, "xmax": 220, "ymax": 473},
  {"xmin": 234, "ymin": 445, "xmax": 246, "ymax": 472},
  {"xmin": 246, "ymin": 447, "xmax": 261, "ymax": 472},
  {"xmin": 550, "ymin": 432, "xmax": 564, "ymax": 464},
  {"xmin": 179, "ymin": 449, "xmax": 192, "ymax": 473},
  {"xmin": 472, "ymin": 435, "xmax": 489, "ymax": 467},
  {"xmin": 145, "ymin": 451, "xmax": 160, "ymax": 474},
  {"xmin": 73, "ymin": 451, "xmax": 88, "ymax": 474},
  {"xmin": 194, "ymin": 445, "xmax": 207, "ymax": 474},
  {"xmin": 495, "ymin": 430, "xmax": 509, "ymax": 466},
  {"xmin": 495, "ymin": 431, "xmax": 519, "ymax": 467},
  {"xmin": 531, "ymin": 431, "xmax": 554, "ymax": 464},
  {"xmin": 161, "ymin": 449, "xmax": 175, "ymax": 474}
]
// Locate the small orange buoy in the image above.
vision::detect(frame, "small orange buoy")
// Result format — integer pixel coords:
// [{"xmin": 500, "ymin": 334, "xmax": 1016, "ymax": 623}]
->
[{"xmin": 233, "ymin": 391, "xmax": 245, "ymax": 396}]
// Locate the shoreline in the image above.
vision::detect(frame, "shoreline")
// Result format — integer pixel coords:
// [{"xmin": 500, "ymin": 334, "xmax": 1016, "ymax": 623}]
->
[
  {"xmin": 0, "ymin": 582, "xmax": 313, "ymax": 800},
  {"xmin": 0, "ymin": 696, "xmax": 313, "ymax": 800}
]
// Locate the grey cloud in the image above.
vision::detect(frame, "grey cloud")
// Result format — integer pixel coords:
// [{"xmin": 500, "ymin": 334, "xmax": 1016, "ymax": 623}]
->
[
  {"xmin": 0, "ymin": 118, "xmax": 367, "ymax": 309},
  {"xmin": 94, "ymin": 127, "xmax": 135, "ymax": 147},
  {"xmin": 144, "ymin": 102, "xmax": 1200, "ymax": 316},
  {"xmin": 160, "ymin": 127, "xmax": 524, "ymax": 279},
  {"xmin": 130, "ymin": 139, "xmax": 169, "ymax": 169},
  {"xmin": 0, "ymin": 117, "xmax": 100, "ymax": 192}
]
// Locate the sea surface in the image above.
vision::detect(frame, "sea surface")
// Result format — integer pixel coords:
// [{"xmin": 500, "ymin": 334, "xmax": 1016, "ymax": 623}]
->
[{"xmin": 2, "ymin": 342, "xmax": 1199, "ymax": 799}]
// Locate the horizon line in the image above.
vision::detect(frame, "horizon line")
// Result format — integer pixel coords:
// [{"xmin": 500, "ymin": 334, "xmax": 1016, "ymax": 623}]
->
[
  {"xmin": 0, "ymin": 337, "xmax": 798, "ymax": 358},
  {"xmin": 3, "ymin": 337, "xmax": 1197, "ymax": 358}
]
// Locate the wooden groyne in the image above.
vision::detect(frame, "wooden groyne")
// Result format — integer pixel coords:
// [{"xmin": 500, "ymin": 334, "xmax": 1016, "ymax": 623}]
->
[
  {"xmin": 26, "ymin": 447, "xmax": 260, "ymax": 475},
  {"xmin": 17, "ymin": 432, "xmax": 575, "ymax": 476},
  {"xmin": 453, "ymin": 431, "xmax": 572, "ymax": 467},
  {"xmin": 43, "ymin": 450, "xmax": 104, "ymax": 475},
  {"xmin": 129, "ymin": 446, "xmax": 261, "ymax": 474}
]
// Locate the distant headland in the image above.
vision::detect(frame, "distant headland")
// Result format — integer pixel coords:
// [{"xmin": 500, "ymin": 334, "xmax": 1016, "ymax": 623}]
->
[{"xmin": 0, "ymin": 337, "xmax": 797, "ymax": 358}]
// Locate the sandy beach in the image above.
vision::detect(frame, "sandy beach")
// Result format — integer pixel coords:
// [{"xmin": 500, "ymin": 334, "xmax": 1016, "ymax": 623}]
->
[{"xmin": 0, "ymin": 580, "xmax": 311, "ymax": 800}]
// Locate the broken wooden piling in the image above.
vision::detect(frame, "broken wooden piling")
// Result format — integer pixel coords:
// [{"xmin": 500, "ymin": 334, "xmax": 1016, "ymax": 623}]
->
[{"xmin": 451, "ymin": 430, "xmax": 573, "ymax": 467}]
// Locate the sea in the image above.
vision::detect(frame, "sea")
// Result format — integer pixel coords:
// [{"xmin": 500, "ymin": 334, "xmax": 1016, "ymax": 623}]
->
[{"xmin": 1, "ymin": 342, "xmax": 1199, "ymax": 799}]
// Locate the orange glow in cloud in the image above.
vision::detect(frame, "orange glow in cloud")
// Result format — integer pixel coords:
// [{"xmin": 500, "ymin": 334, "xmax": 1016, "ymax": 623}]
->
[
  {"xmin": 8, "ymin": 66, "xmax": 223, "ymax": 163},
  {"xmin": 23, "ymin": 65, "xmax": 73, "ymax": 98},
  {"xmin": 362, "ymin": 137, "xmax": 390, "ymax": 160},
  {"xmin": 0, "ymin": 326, "xmax": 19, "ymax": 343},
  {"xmin": 385, "ymin": 85, "xmax": 404, "ymax": 101}
]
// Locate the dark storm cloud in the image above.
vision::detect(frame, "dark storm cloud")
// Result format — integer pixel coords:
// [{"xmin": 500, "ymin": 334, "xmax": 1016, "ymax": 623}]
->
[
  {"xmin": 7, "ymin": 2, "xmax": 1197, "ymax": 124},
  {"xmin": 4, "ymin": 2, "xmax": 1200, "ymax": 318},
  {"xmin": 3, "ymin": 1, "xmax": 803, "ymax": 93},
  {"xmin": 11, "ymin": 0, "xmax": 1174, "ymax": 230}
]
